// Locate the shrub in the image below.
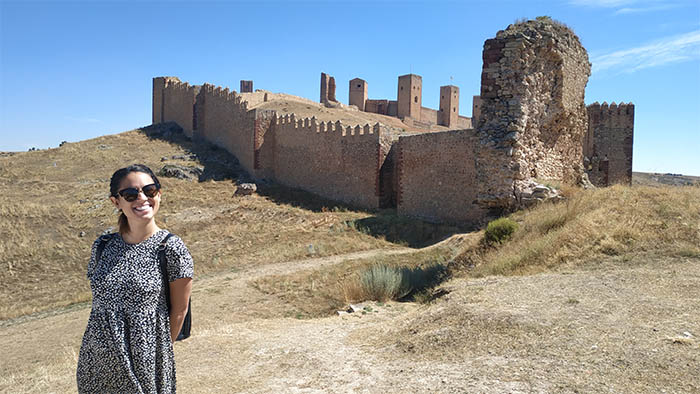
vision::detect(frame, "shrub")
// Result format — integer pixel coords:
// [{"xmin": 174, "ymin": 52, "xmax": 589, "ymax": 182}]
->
[
  {"xmin": 483, "ymin": 218, "xmax": 519, "ymax": 246},
  {"xmin": 358, "ymin": 263, "xmax": 450, "ymax": 302},
  {"xmin": 359, "ymin": 264, "xmax": 406, "ymax": 302}
]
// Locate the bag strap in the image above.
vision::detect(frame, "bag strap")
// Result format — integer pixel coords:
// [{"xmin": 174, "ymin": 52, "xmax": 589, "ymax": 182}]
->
[
  {"xmin": 158, "ymin": 233, "xmax": 176, "ymax": 297},
  {"xmin": 157, "ymin": 232, "xmax": 192, "ymax": 341},
  {"xmin": 95, "ymin": 233, "xmax": 115, "ymax": 263}
]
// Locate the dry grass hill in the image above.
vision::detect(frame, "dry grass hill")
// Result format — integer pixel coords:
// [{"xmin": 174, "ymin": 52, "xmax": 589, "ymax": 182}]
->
[{"xmin": 1, "ymin": 125, "xmax": 698, "ymax": 393}]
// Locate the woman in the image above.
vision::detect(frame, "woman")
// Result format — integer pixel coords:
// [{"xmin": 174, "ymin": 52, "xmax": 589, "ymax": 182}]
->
[{"xmin": 77, "ymin": 164, "xmax": 193, "ymax": 393}]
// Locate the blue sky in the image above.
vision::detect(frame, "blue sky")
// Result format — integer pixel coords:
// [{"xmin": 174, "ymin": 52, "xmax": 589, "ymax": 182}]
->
[{"xmin": 1, "ymin": 0, "xmax": 699, "ymax": 175}]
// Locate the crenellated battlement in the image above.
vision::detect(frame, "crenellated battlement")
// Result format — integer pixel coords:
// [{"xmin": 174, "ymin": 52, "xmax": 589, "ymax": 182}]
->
[
  {"xmin": 165, "ymin": 79, "xmax": 198, "ymax": 94},
  {"xmin": 201, "ymin": 83, "xmax": 251, "ymax": 111},
  {"xmin": 272, "ymin": 113, "xmax": 382, "ymax": 138},
  {"xmin": 587, "ymin": 101, "xmax": 635, "ymax": 117}
]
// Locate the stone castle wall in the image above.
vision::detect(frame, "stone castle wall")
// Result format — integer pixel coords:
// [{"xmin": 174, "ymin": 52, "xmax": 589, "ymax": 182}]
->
[
  {"xmin": 196, "ymin": 84, "xmax": 257, "ymax": 172},
  {"xmin": 476, "ymin": 19, "xmax": 591, "ymax": 208},
  {"xmin": 584, "ymin": 102, "xmax": 634, "ymax": 186},
  {"xmin": 153, "ymin": 77, "xmax": 199, "ymax": 138},
  {"xmin": 164, "ymin": 79, "xmax": 198, "ymax": 138},
  {"xmin": 271, "ymin": 115, "xmax": 386, "ymax": 208},
  {"xmin": 396, "ymin": 129, "xmax": 486, "ymax": 224}
]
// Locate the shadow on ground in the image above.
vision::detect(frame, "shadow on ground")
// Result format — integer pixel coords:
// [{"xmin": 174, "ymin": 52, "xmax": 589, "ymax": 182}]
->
[
  {"xmin": 141, "ymin": 123, "xmax": 467, "ymax": 248},
  {"xmin": 140, "ymin": 122, "xmax": 247, "ymax": 182}
]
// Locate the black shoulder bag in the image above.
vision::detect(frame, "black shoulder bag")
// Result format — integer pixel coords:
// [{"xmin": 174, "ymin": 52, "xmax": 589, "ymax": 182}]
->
[
  {"xmin": 96, "ymin": 233, "xmax": 192, "ymax": 341},
  {"xmin": 158, "ymin": 233, "xmax": 192, "ymax": 341}
]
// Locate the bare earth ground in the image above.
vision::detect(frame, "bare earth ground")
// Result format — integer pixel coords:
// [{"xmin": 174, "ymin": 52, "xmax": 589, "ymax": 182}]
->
[{"xmin": 2, "ymin": 248, "xmax": 698, "ymax": 393}]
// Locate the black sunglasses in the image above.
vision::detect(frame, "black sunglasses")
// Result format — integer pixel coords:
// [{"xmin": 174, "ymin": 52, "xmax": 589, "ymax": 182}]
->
[{"xmin": 117, "ymin": 183, "xmax": 160, "ymax": 202}]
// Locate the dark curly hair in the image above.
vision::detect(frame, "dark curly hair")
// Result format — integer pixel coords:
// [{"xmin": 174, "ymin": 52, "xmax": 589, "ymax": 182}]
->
[{"xmin": 110, "ymin": 164, "xmax": 161, "ymax": 234}]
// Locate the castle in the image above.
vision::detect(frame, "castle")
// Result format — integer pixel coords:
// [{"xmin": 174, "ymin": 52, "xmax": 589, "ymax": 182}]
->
[{"xmin": 151, "ymin": 18, "xmax": 634, "ymax": 225}]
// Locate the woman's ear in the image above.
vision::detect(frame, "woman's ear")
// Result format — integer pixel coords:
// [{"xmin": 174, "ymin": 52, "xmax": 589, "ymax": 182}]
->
[{"xmin": 109, "ymin": 196, "xmax": 120, "ymax": 209}]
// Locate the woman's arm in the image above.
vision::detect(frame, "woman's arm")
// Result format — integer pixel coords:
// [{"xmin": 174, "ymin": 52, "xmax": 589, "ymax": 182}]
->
[{"xmin": 168, "ymin": 277, "xmax": 192, "ymax": 343}]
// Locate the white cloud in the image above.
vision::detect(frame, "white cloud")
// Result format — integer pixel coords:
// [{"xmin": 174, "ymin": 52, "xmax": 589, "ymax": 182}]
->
[
  {"xmin": 591, "ymin": 30, "xmax": 700, "ymax": 73},
  {"xmin": 570, "ymin": 0, "xmax": 682, "ymax": 13},
  {"xmin": 615, "ymin": 3, "xmax": 680, "ymax": 14}
]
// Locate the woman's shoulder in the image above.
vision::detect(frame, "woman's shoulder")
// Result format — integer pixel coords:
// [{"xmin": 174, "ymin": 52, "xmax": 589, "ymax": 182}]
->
[
  {"xmin": 161, "ymin": 231, "xmax": 189, "ymax": 249},
  {"xmin": 92, "ymin": 232, "xmax": 117, "ymax": 248}
]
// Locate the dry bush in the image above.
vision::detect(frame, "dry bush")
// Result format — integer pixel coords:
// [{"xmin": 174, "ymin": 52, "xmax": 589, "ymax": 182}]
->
[
  {"xmin": 252, "ymin": 246, "xmax": 453, "ymax": 317},
  {"xmin": 359, "ymin": 264, "xmax": 407, "ymax": 302}
]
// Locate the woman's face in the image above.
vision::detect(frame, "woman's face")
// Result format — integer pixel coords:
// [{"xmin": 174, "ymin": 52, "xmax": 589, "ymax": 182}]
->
[{"xmin": 110, "ymin": 171, "xmax": 161, "ymax": 225}]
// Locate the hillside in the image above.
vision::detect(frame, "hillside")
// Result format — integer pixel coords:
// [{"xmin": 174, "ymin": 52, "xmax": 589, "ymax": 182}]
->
[
  {"xmin": 633, "ymin": 171, "xmax": 700, "ymax": 187},
  {"xmin": 1, "ymin": 126, "xmax": 699, "ymax": 393}
]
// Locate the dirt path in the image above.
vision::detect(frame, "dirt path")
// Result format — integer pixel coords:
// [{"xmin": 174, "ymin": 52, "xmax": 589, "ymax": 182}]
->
[
  {"xmin": 0, "ymin": 247, "xmax": 414, "ymax": 392},
  {"xmin": 2, "ymin": 251, "xmax": 699, "ymax": 393}
]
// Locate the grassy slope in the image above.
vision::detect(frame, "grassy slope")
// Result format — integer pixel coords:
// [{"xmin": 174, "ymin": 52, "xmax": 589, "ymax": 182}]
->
[
  {"xmin": 460, "ymin": 184, "xmax": 700, "ymax": 277},
  {"xmin": 251, "ymin": 182, "xmax": 699, "ymax": 318},
  {"xmin": 0, "ymin": 125, "xmax": 402, "ymax": 321}
]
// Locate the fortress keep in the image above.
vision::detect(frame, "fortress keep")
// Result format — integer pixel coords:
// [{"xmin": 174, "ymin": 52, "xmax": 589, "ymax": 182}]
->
[{"xmin": 152, "ymin": 18, "xmax": 634, "ymax": 224}]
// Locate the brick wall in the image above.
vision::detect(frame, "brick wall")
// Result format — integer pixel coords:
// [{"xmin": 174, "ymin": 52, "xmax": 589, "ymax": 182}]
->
[
  {"xmin": 162, "ymin": 79, "xmax": 198, "ymax": 137},
  {"xmin": 420, "ymin": 107, "xmax": 439, "ymax": 125},
  {"xmin": 584, "ymin": 102, "xmax": 634, "ymax": 186},
  {"xmin": 272, "ymin": 114, "xmax": 386, "ymax": 208},
  {"xmin": 253, "ymin": 109, "xmax": 276, "ymax": 179},
  {"xmin": 455, "ymin": 116, "xmax": 472, "ymax": 129},
  {"xmin": 153, "ymin": 77, "xmax": 166, "ymax": 124},
  {"xmin": 396, "ymin": 129, "xmax": 486, "ymax": 224},
  {"xmin": 196, "ymin": 84, "xmax": 257, "ymax": 172},
  {"xmin": 365, "ymin": 99, "xmax": 389, "ymax": 115}
]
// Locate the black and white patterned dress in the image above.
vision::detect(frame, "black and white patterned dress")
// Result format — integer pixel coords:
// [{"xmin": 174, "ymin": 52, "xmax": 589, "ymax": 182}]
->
[{"xmin": 77, "ymin": 229, "xmax": 194, "ymax": 394}]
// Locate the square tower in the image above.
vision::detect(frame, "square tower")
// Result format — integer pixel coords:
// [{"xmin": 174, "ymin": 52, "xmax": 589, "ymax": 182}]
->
[
  {"xmin": 240, "ymin": 80, "xmax": 253, "ymax": 93},
  {"xmin": 349, "ymin": 78, "xmax": 367, "ymax": 111},
  {"xmin": 472, "ymin": 95, "xmax": 482, "ymax": 125},
  {"xmin": 397, "ymin": 74, "xmax": 422, "ymax": 120},
  {"xmin": 439, "ymin": 85, "xmax": 459, "ymax": 127}
]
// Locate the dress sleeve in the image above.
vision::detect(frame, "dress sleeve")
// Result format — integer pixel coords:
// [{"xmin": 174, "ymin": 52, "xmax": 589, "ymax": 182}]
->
[
  {"xmin": 86, "ymin": 237, "xmax": 101, "ymax": 279},
  {"xmin": 164, "ymin": 234, "xmax": 194, "ymax": 282}
]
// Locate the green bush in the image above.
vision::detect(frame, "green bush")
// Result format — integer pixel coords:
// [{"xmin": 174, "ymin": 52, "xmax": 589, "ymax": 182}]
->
[
  {"xmin": 359, "ymin": 263, "xmax": 449, "ymax": 302},
  {"xmin": 484, "ymin": 218, "xmax": 519, "ymax": 246}
]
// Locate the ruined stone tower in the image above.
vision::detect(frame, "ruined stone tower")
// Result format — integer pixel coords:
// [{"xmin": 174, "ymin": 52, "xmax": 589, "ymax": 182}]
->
[
  {"xmin": 438, "ymin": 85, "xmax": 459, "ymax": 127},
  {"xmin": 349, "ymin": 78, "xmax": 367, "ymax": 111},
  {"xmin": 584, "ymin": 102, "xmax": 634, "ymax": 186},
  {"xmin": 320, "ymin": 72, "xmax": 337, "ymax": 104},
  {"xmin": 397, "ymin": 74, "xmax": 422, "ymax": 120},
  {"xmin": 475, "ymin": 18, "xmax": 591, "ymax": 207}
]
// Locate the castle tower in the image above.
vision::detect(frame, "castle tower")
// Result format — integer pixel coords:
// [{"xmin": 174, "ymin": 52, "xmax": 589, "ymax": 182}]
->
[
  {"xmin": 240, "ymin": 80, "xmax": 253, "ymax": 93},
  {"xmin": 584, "ymin": 102, "xmax": 635, "ymax": 186},
  {"xmin": 472, "ymin": 95, "xmax": 482, "ymax": 125},
  {"xmin": 397, "ymin": 74, "xmax": 422, "ymax": 120},
  {"xmin": 349, "ymin": 78, "xmax": 367, "ymax": 111},
  {"xmin": 438, "ymin": 85, "xmax": 459, "ymax": 127},
  {"xmin": 152, "ymin": 77, "xmax": 167, "ymax": 124}
]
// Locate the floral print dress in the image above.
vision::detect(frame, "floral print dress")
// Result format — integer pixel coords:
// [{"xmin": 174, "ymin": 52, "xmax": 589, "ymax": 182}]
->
[{"xmin": 77, "ymin": 230, "xmax": 193, "ymax": 393}]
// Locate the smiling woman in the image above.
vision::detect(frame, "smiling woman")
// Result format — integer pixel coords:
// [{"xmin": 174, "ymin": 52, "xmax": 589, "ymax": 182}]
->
[{"xmin": 76, "ymin": 164, "xmax": 194, "ymax": 393}]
